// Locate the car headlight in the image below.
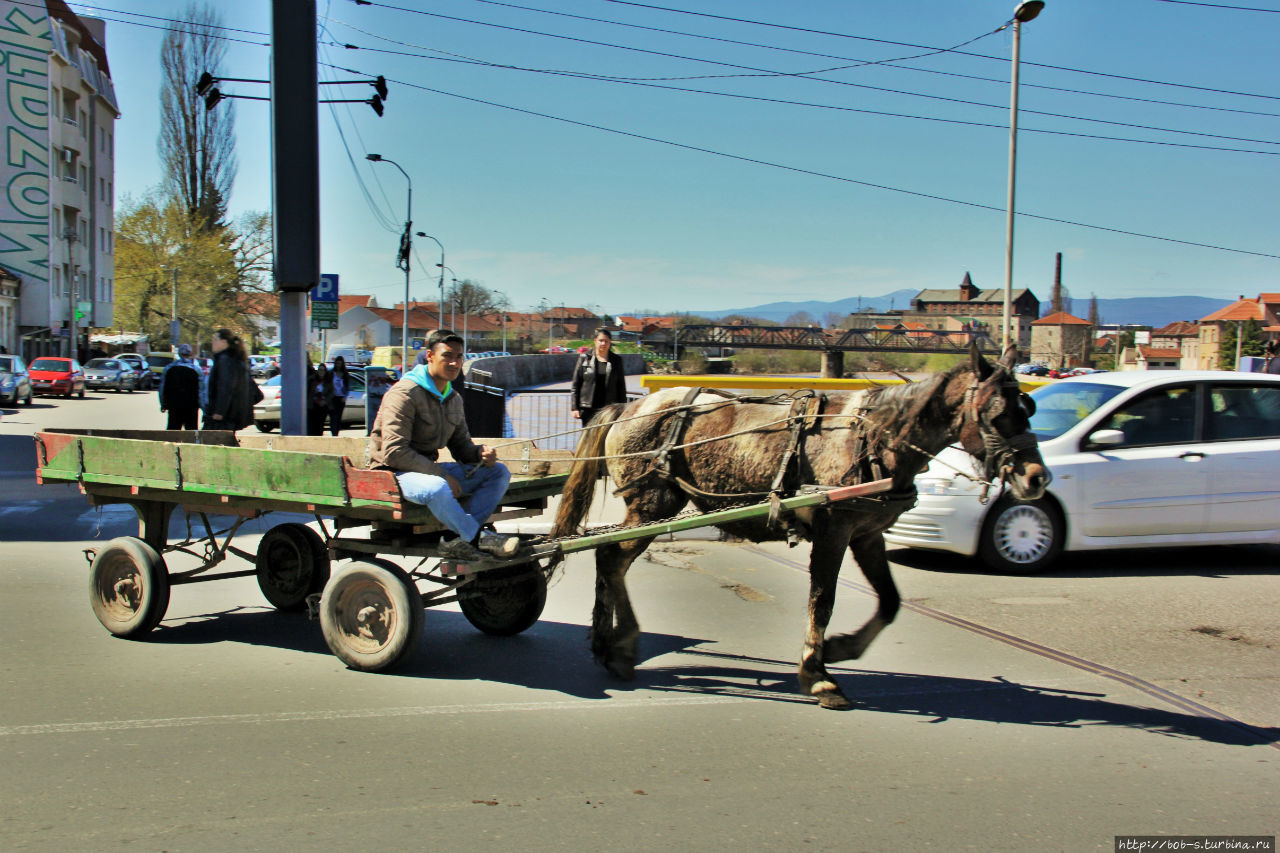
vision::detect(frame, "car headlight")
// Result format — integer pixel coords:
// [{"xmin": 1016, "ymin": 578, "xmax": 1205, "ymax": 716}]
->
[{"xmin": 916, "ymin": 476, "xmax": 980, "ymax": 497}]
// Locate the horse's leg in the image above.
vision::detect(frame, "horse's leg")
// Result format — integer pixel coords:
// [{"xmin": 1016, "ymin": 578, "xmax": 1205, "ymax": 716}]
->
[
  {"xmin": 798, "ymin": 525, "xmax": 857, "ymax": 710},
  {"xmin": 824, "ymin": 532, "xmax": 901, "ymax": 664},
  {"xmin": 592, "ymin": 535, "xmax": 657, "ymax": 680}
]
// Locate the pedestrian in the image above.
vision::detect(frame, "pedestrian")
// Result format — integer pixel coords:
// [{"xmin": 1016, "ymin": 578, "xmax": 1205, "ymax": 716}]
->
[
  {"xmin": 158, "ymin": 344, "xmax": 203, "ymax": 430},
  {"xmin": 368, "ymin": 329, "xmax": 522, "ymax": 561},
  {"xmin": 308, "ymin": 361, "xmax": 328, "ymax": 435},
  {"xmin": 203, "ymin": 329, "xmax": 261, "ymax": 431},
  {"xmin": 324, "ymin": 355, "xmax": 350, "ymax": 436},
  {"xmin": 1265, "ymin": 340, "xmax": 1280, "ymax": 375},
  {"xmin": 570, "ymin": 328, "xmax": 627, "ymax": 426}
]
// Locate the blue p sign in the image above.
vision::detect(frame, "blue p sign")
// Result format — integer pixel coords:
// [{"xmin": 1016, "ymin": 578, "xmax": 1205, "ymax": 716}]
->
[{"xmin": 313, "ymin": 274, "xmax": 339, "ymax": 302}]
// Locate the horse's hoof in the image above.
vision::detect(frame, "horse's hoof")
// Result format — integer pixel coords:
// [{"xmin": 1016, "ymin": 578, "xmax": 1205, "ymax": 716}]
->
[
  {"xmin": 817, "ymin": 692, "xmax": 854, "ymax": 711},
  {"xmin": 605, "ymin": 656, "xmax": 636, "ymax": 681}
]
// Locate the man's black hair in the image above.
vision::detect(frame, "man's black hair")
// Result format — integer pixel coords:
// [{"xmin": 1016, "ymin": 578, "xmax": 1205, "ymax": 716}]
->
[{"xmin": 426, "ymin": 329, "xmax": 464, "ymax": 351}]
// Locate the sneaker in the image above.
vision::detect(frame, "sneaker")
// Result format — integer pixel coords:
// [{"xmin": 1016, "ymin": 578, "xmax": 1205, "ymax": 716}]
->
[
  {"xmin": 438, "ymin": 537, "xmax": 484, "ymax": 561},
  {"xmin": 477, "ymin": 529, "xmax": 523, "ymax": 558}
]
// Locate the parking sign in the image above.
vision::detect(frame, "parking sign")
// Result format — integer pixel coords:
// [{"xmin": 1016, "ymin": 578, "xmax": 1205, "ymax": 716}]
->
[{"xmin": 313, "ymin": 274, "xmax": 339, "ymax": 302}]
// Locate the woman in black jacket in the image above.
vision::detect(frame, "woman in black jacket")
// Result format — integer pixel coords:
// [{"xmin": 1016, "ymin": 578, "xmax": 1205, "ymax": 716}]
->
[
  {"xmin": 571, "ymin": 328, "xmax": 627, "ymax": 426},
  {"xmin": 203, "ymin": 329, "xmax": 256, "ymax": 431}
]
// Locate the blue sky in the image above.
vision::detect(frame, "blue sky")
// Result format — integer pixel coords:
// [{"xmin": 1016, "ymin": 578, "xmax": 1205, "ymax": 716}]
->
[{"xmin": 84, "ymin": 0, "xmax": 1279, "ymax": 316}]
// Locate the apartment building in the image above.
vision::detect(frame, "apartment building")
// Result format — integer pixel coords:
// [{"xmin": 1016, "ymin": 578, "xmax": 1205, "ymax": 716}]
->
[{"xmin": 0, "ymin": 0, "xmax": 118, "ymax": 358}]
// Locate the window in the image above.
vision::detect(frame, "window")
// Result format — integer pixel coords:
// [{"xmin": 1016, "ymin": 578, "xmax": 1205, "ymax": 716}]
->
[
  {"xmin": 1099, "ymin": 385, "xmax": 1197, "ymax": 446},
  {"xmin": 52, "ymin": 267, "xmax": 62, "ymax": 298},
  {"xmin": 1207, "ymin": 383, "xmax": 1280, "ymax": 440}
]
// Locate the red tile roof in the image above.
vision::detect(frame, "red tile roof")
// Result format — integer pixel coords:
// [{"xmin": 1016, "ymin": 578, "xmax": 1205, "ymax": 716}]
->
[
  {"xmin": 1138, "ymin": 346, "xmax": 1182, "ymax": 359},
  {"xmin": 1032, "ymin": 311, "xmax": 1090, "ymax": 326},
  {"xmin": 1153, "ymin": 321, "xmax": 1199, "ymax": 336},
  {"xmin": 1200, "ymin": 298, "xmax": 1267, "ymax": 323}
]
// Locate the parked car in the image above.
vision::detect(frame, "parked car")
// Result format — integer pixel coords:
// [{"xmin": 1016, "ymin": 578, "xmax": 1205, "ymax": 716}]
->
[
  {"xmin": 145, "ymin": 352, "xmax": 177, "ymax": 384},
  {"xmin": 115, "ymin": 353, "xmax": 153, "ymax": 389},
  {"xmin": 248, "ymin": 355, "xmax": 275, "ymax": 378},
  {"xmin": 1015, "ymin": 363, "xmax": 1050, "ymax": 376},
  {"xmin": 83, "ymin": 358, "xmax": 140, "ymax": 393},
  {"xmin": 28, "ymin": 356, "xmax": 86, "ymax": 398},
  {"xmin": 540, "ymin": 346, "xmax": 569, "ymax": 354},
  {"xmin": 252, "ymin": 368, "xmax": 369, "ymax": 432},
  {"xmin": 0, "ymin": 354, "xmax": 33, "ymax": 406},
  {"xmin": 885, "ymin": 370, "xmax": 1280, "ymax": 573}
]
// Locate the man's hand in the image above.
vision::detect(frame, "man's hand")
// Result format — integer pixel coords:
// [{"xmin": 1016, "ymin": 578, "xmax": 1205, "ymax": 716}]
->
[
  {"xmin": 445, "ymin": 474, "xmax": 463, "ymax": 497},
  {"xmin": 479, "ymin": 445, "xmax": 499, "ymax": 467},
  {"xmin": 571, "ymin": 409, "xmax": 580, "ymax": 420}
]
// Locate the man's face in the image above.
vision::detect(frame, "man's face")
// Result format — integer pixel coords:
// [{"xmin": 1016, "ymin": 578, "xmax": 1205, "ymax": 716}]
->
[{"xmin": 426, "ymin": 341, "xmax": 464, "ymax": 383}]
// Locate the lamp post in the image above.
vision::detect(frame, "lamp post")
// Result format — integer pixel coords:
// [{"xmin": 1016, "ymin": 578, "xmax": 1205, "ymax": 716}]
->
[
  {"xmin": 365, "ymin": 153, "xmax": 412, "ymax": 366},
  {"xmin": 1001, "ymin": 0, "xmax": 1044, "ymax": 353},
  {"xmin": 438, "ymin": 264, "xmax": 461, "ymax": 344},
  {"xmin": 415, "ymin": 231, "xmax": 445, "ymax": 330},
  {"xmin": 494, "ymin": 290, "xmax": 510, "ymax": 353}
]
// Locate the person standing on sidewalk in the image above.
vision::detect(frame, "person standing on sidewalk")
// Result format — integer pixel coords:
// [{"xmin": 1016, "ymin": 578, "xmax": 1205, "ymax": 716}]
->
[
  {"xmin": 324, "ymin": 355, "xmax": 350, "ymax": 435},
  {"xmin": 368, "ymin": 329, "xmax": 520, "ymax": 561},
  {"xmin": 158, "ymin": 343, "xmax": 203, "ymax": 430},
  {"xmin": 571, "ymin": 328, "xmax": 627, "ymax": 426},
  {"xmin": 203, "ymin": 329, "xmax": 259, "ymax": 431}
]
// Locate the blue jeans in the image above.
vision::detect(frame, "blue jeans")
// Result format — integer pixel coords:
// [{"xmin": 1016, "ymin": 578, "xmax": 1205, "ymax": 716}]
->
[{"xmin": 395, "ymin": 462, "xmax": 512, "ymax": 542}]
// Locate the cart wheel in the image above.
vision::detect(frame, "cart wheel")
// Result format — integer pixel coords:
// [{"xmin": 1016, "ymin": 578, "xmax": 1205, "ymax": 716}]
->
[
  {"xmin": 89, "ymin": 537, "xmax": 171, "ymax": 638},
  {"xmin": 320, "ymin": 559, "xmax": 423, "ymax": 672},
  {"xmin": 256, "ymin": 523, "xmax": 331, "ymax": 611},
  {"xmin": 458, "ymin": 562, "xmax": 547, "ymax": 636}
]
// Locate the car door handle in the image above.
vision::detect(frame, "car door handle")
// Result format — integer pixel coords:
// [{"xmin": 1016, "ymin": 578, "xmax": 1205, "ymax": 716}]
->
[{"xmin": 1179, "ymin": 452, "xmax": 1206, "ymax": 460}]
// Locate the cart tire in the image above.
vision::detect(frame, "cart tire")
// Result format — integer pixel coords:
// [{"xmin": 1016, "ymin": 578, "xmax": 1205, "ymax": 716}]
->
[
  {"xmin": 254, "ymin": 421, "xmax": 275, "ymax": 433},
  {"xmin": 89, "ymin": 537, "xmax": 171, "ymax": 637},
  {"xmin": 256, "ymin": 523, "xmax": 331, "ymax": 611},
  {"xmin": 458, "ymin": 562, "xmax": 547, "ymax": 636},
  {"xmin": 320, "ymin": 559, "xmax": 423, "ymax": 672}
]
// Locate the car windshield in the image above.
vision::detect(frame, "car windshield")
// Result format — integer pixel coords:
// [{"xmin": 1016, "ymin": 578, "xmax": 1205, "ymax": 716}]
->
[
  {"xmin": 86, "ymin": 359, "xmax": 119, "ymax": 368},
  {"xmin": 1028, "ymin": 381, "xmax": 1128, "ymax": 440},
  {"xmin": 146, "ymin": 355, "xmax": 173, "ymax": 367},
  {"xmin": 30, "ymin": 358, "xmax": 70, "ymax": 371}
]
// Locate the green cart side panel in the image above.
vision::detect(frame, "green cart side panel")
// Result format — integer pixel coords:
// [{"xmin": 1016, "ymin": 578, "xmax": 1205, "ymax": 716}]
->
[{"xmin": 174, "ymin": 443, "xmax": 350, "ymax": 506}]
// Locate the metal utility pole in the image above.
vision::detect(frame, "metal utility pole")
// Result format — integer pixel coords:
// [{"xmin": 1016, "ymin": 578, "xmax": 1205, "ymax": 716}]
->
[
  {"xmin": 170, "ymin": 267, "xmax": 180, "ymax": 348},
  {"xmin": 271, "ymin": 0, "xmax": 320, "ymax": 435}
]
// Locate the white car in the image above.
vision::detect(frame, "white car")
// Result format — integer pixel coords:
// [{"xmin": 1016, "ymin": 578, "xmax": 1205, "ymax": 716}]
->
[
  {"xmin": 252, "ymin": 369, "xmax": 369, "ymax": 431},
  {"xmin": 885, "ymin": 370, "xmax": 1280, "ymax": 573}
]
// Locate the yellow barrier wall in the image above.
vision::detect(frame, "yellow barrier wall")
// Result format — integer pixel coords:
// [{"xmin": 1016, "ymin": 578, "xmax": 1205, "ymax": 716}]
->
[{"xmin": 639, "ymin": 374, "xmax": 1049, "ymax": 392}]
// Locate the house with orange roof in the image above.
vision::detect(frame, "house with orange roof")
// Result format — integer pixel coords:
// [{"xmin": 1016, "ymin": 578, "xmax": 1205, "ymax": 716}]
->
[
  {"xmin": 1030, "ymin": 311, "xmax": 1091, "ymax": 369},
  {"xmin": 1150, "ymin": 320, "xmax": 1201, "ymax": 367},
  {"xmin": 1197, "ymin": 297, "xmax": 1276, "ymax": 370}
]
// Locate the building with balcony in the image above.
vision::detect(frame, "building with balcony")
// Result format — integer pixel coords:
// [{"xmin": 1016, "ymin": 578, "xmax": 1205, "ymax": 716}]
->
[{"xmin": 0, "ymin": 0, "xmax": 118, "ymax": 359}]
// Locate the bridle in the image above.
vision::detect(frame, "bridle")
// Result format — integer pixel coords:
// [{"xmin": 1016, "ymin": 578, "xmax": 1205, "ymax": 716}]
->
[{"xmin": 958, "ymin": 370, "xmax": 1039, "ymax": 489}]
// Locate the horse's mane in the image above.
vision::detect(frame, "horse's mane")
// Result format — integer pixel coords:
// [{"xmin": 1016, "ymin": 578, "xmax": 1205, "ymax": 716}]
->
[{"xmin": 847, "ymin": 362, "xmax": 969, "ymax": 451}]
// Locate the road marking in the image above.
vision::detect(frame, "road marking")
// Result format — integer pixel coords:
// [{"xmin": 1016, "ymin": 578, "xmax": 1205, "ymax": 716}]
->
[{"xmin": 0, "ymin": 694, "xmax": 751, "ymax": 737}]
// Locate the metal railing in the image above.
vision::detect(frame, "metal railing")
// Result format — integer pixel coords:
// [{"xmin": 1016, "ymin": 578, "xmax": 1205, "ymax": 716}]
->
[{"xmin": 464, "ymin": 383, "xmax": 643, "ymax": 451}]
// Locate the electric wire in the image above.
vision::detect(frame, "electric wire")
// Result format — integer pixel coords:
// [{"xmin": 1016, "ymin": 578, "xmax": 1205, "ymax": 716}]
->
[
  {"xmin": 322, "ymin": 30, "xmax": 1280, "ymax": 155},
  {"xmin": 1152, "ymin": 0, "xmax": 1280, "ymax": 10},
  {"xmin": 324, "ymin": 63, "xmax": 1280, "ymax": 261}
]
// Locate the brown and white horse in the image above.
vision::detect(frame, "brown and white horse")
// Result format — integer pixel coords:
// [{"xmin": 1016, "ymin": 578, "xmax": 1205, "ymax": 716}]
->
[{"xmin": 551, "ymin": 345, "xmax": 1049, "ymax": 709}]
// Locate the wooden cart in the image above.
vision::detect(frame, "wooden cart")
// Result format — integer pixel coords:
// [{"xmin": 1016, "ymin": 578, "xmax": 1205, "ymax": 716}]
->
[{"xmin": 35, "ymin": 429, "xmax": 891, "ymax": 672}]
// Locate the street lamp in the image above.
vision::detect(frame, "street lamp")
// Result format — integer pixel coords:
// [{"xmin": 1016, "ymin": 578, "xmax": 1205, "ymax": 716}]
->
[
  {"xmin": 366, "ymin": 153, "xmax": 412, "ymax": 365},
  {"xmin": 438, "ymin": 264, "xmax": 461, "ymax": 345},
  {"xmin": 414, "ymin": 232, "xmax": 445, "ymax": 330},
  {"xmin": 1001, "ymin": 0, "xmax": 1044, "ymax": 353}
]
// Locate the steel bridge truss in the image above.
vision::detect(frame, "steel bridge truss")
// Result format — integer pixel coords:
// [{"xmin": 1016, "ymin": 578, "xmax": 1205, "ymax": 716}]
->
[{"xmin": 676, "ymin": 325, "xmax": 998, "ymax": 353}]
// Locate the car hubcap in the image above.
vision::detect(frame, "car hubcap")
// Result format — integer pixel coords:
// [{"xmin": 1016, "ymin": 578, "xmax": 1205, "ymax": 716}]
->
[{"xmin": 993, "ymin": 504, "xmax": 1054, "ymax": 565}]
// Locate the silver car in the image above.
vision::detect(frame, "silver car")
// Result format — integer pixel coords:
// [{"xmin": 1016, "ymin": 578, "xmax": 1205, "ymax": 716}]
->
[
  {"xmin": 0, "ymin": 354, "xmax": 32, "ymax": 406},
  {"xmin": 252, "ymin": 369, "xmax": 369, "ymax": 432},
  {"xmin": 83, "ymin": 358, "xmax": 140, "ymax": 393}
]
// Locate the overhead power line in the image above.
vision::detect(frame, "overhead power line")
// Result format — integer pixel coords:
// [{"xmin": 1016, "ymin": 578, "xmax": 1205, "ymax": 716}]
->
[
  {"xmin": 1152, "ymin": 0, "xmax": 1280, "ymax": 11},
  {"xmin": 324, "ymin": 64, "xmax": 1280, "ymax": 261}
]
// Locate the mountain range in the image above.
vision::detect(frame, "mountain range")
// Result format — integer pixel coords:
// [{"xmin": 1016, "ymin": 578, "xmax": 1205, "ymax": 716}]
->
[{"xmin": 697, "ymin": 291, "xmax": 1233, "ymax": 329}]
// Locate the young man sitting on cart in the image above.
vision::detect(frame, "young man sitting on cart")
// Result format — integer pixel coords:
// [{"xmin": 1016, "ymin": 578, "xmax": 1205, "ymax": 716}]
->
[{"xmin": 369, "ymin": 329, "xmax": 523, "ymax": 562}]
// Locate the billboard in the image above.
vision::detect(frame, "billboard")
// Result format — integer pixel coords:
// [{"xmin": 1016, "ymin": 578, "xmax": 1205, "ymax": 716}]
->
[{"xmin": 0, "ymin": 1, "xmax": 51, "ymax": 291}]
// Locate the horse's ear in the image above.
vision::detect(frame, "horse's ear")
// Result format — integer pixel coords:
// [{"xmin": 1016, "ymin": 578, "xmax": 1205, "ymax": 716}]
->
[
  {"xmin": 968, "ymin": 342, "xmax": 992, "ymax": 379},
  {"xmin": 999, "ymin": 344, "xmax": 1018, "ymax": 370}
]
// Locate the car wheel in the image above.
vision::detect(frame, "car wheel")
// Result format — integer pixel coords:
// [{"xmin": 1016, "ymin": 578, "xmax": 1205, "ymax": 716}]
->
[
  {"xmin": 255, "ymin": 421, "xmax": 275, "ymax": 433},
  {"xmin": 24, "ymin": 389, "xmax": 32, "ymax": 406},
  {"xmin": 977, "ymin": 497, "xmax": 1064, "ymax": 574},
  {"xmin": 78, "ymin": 386, "xmax": 85, "ymax": 398}
]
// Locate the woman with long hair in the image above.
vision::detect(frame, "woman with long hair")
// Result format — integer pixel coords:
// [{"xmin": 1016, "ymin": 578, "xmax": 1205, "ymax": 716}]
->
[
  {"xmin": 570, "ymin": 328, "xmax": 627, "ymax": 426},
  {"xmin": 204, "ymin": 328, "xmax": 256, "ymax": 431},
  {"xmin": 324, "ymin": 355, "xmax": 350, "ymax": 435}
]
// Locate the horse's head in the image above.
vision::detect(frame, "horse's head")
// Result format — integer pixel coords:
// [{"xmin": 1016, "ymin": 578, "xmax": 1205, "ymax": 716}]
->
[{"xmin": 954, "ymin": 344, "xmax": 1050, "ymax": 501}]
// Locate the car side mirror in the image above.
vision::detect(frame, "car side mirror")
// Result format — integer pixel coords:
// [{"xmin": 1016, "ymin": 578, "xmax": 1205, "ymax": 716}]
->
[{"xmin": 1086, "ymin": 428, "xmax": 1125, "ymax": 448}]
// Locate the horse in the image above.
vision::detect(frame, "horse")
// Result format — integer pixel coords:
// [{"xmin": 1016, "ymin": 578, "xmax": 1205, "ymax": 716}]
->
[{"xmin": 550, "ymin": 344, "xmax": 1050, "ymax": 710}]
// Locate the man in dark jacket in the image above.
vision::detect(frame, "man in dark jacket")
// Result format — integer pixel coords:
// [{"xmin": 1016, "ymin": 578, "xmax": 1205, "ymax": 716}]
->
[{"xmin": 159, "ymin": 344, "xmax": 203, "ymax": 430}]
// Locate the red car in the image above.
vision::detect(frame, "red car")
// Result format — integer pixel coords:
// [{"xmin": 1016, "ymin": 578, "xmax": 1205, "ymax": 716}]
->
[{"xmin": 29, "ymin": 356, "xmax": 86, "ymax": 398}]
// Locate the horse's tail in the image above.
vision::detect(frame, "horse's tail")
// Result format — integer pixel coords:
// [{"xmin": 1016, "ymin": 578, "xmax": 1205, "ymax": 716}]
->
[{"xmin": 551, "ymin": 403, "xmax": 627, "ymax": 539}]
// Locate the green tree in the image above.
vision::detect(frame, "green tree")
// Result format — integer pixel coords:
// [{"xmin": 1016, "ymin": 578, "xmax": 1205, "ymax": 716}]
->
[
  {"xmin": 160, "ymin": 2, "xmax": 236, "ymax": 229},
  {"xmin": 1219, "ymin": 319, "xmax": 1265, "ymax": 368}
]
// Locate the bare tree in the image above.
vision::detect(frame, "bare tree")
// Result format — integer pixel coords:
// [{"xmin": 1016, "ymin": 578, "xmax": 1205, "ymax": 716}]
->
[{"xmin": 160, "ymin": 3, "xmax": 236, "ymax": 229}]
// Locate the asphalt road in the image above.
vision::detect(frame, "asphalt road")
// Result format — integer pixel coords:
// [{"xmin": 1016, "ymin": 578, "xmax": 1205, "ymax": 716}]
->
[{"xmin": 0, "ymin": 388, "xmax": 1276, "ymax": 852}]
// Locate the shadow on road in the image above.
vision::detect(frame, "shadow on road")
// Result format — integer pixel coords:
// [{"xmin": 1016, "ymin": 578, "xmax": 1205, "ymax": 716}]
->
[
  {"xmin": 148, "ymin": 605, "xmax": 1277, "ymax": 748},
  {"xmin": 890, "ymin": 543, "xmax": 1280, "ymax": 579}
]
